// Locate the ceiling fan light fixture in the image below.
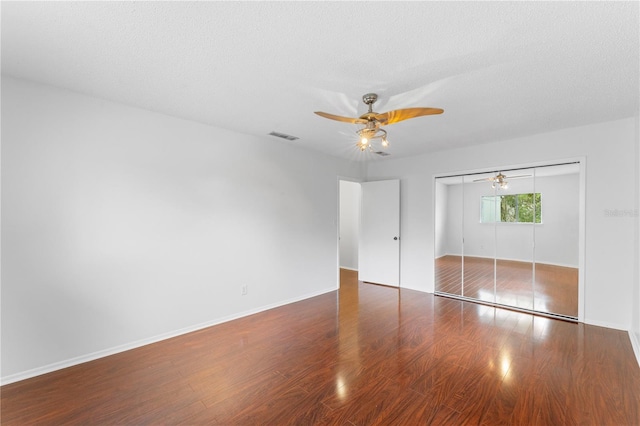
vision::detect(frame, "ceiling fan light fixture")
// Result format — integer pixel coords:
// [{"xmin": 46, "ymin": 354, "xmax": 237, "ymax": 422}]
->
[
  {"xmin": 356, "ymin": 126, "xmax": 387, "ymax": 151},
  {"xmin": 315, "ymin": 92, "xmax": 443, "ymax": 154}
]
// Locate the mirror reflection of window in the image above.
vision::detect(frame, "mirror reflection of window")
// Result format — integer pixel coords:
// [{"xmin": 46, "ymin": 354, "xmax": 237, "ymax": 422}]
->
[{"xmin": 481, "ymin": 193, "xmax": 542, "ymax": 223}]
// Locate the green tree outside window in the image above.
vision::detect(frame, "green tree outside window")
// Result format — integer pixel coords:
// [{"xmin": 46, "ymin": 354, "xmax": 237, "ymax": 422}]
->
[{"xmin": 482, "ymin": 193, "xmax": 541, "ymax": 223}]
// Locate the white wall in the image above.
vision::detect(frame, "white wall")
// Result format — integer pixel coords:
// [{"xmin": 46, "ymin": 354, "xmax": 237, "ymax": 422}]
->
[
  {"xmin": 441, "ymin": 173, "xmax": 579, "ymax": 267},
  {"xmin": 0, "ymin": 77, "xmax": 361, "ymax": 382},
  {"xmin": 339, "ymin": 180, "xmax": 360, "ymax": 270},
  {"xmin": 366, "ymin": 117, "xmax": 637, "ymax": 331}
]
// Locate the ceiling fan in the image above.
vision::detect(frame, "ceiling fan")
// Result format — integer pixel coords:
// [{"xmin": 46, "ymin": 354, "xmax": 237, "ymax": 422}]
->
[
  {"xmin": 473, "ymin": 172, "xmax": 531, "ymax": 189},
  {"xmin": 315, "ymin": 93, "xmax": 443, "ymax": 152}
]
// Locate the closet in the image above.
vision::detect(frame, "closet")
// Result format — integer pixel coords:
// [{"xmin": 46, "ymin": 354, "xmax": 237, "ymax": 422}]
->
[{"xmin": 434, "ymin": 163, "xmax": 580, "ymax": 319}]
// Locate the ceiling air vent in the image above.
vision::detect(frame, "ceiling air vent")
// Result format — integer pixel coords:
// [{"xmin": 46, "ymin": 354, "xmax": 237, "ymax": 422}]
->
[
  {"xmin": 269, "ymin": 131, "xmax": 299, "ymax": 141},
  {"xmin": 374, "ymin": 151, "xmax": 391, "ymax": 156}
]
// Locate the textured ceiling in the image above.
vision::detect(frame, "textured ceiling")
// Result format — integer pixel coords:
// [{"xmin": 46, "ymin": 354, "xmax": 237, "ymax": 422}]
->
[{"xmin": 2, "ymin": 1, "xmax": 638, "ymax": 161}]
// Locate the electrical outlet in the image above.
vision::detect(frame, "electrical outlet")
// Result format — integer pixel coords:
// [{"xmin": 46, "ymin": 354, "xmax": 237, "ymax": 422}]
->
[{"xmin": 241, "ymin": 285, "xmax": 248, "ymax": 296}]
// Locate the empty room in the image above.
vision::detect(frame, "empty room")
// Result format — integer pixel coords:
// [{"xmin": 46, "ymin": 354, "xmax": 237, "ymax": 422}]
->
[{"xmin": 2, "ymin": 2, "xmax": 639, "ymax": 425}]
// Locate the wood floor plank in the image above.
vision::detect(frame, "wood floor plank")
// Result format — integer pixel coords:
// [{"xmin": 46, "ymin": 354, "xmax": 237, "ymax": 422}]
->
[{"xmin": 1, "ymin": 268, "xmax": 638, "ymax": 425}]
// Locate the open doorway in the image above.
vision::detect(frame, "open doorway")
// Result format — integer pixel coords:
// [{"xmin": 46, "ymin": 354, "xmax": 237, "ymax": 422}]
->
[
  {"xmin": 339, "ymin": 180, "xmax": 361, "ymax": 287},
  {"xmin": 338, "ymin": 179, "xmax": 401, "ymax": 288}
]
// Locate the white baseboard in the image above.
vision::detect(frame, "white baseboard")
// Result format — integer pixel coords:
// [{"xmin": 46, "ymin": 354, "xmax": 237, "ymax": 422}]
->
[
  {"xmin": 583, "ymin": 317, "xmax": 627, "ymax": 331},
  {"xmin": 5, "ymin": 286, "xmax": 635, "ymax": 384},
  {"xmin": 629, "ymin": 330, "xmax": 640, "ymax": 368},
  {"xmin": 0, "ymin": 286, "xmax": 336, "ymax": 386},
  {"xmin": 527, "ymin": 260, "xmax": 578, "ymax": 269},
  {"xmin": 401, "ymin": 283, "xmax": 434, "ymax": 294}
]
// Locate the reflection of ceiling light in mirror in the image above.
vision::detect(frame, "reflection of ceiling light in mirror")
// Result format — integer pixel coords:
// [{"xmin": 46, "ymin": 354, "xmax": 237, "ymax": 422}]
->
[{"xmin": 491, "ymin": 174, "xmax": 509, "ymax": 189}]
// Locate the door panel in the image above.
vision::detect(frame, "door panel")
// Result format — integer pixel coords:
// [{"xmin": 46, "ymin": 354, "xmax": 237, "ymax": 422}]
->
[
  {"xmin": 533, "ymin": 164, "xmax": 579, "ymax": 317},
  {"xmin": 495, "ymin": 168, "xmax": 535, "ymax": 311},
  {"xmin": 463, "ymin": 174, "xmax": 496, "ymax": 304},
  {"xmin": 434, "ymin": 177, "xmax": 463, "ymax": 296},
  {"xmin": 359, "ymin": 180, "xmax": 400, "ymax": 287}
]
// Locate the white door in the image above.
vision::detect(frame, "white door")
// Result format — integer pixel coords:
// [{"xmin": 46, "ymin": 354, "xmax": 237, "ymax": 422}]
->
[{"xmin": 358, "ymin": 180, "xmax": 400, "ymax": 286}]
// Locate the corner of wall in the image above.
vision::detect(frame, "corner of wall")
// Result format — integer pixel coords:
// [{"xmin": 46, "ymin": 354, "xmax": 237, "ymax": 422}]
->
[
  {"xmin": 633, "ymin": 113, "xmax": 640, "ymax": 367},
  {"xmin": 630, "ymin": 330, "xmax": 640, "ymax": 369},
  {"xmin": 360, "ymin": 160, "xmax": 369, "ymax": 182}
]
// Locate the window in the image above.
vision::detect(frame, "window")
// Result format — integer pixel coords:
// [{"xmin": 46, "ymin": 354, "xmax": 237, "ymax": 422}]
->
[{"xmin": 481, "ymin": 193, "xmax": 541, "ymax": 223}]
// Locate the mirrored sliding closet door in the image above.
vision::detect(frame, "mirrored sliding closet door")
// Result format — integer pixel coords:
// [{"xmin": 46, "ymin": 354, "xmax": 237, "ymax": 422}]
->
[{"xmin": 434, "ymin": 163, "xmax": 580, "ymax": 320}]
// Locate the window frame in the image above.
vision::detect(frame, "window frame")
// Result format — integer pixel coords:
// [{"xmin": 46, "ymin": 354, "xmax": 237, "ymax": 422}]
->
[{"xmin": 480, "ymin": 192, "xmax": 542, "ymax": 224}]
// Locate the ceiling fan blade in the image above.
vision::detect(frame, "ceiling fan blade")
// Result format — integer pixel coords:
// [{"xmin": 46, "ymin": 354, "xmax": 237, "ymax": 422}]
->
[
  {"xmin": 505, "ymin": 174, "xmax": 532, "ymax": 179},
  {"xmin": 375, "ymin": 107, "xmax": 444, "ymax": 125},
  {"xmin": 473, "ymin": 177, "xmax": 493, "ymax": 182},
  {"xmin": 314, "ymin": 111, "xmax": 368, "ymax": 124}
]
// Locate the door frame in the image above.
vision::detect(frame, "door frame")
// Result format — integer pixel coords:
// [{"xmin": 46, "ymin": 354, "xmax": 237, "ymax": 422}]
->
[{"xmin": 337, "ymin": 176, "xmax": 363, "ymax": 289}]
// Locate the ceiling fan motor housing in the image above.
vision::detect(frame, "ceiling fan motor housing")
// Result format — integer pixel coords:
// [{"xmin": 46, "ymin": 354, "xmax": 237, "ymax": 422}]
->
[{"xmin": 362, "ymin": 93, "xmax": 378, "ymax": 106}]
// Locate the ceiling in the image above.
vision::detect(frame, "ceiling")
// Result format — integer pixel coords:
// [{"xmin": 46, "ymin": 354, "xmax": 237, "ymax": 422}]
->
[{"xmin": 2, "ymin": 2, "xmax": 638, "ymax": 162}]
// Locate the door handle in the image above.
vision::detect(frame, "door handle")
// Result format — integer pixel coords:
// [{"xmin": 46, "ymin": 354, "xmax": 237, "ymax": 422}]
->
[{"xmin": 394, "ymin": 237, "xmax": 398, "ymax": 241}]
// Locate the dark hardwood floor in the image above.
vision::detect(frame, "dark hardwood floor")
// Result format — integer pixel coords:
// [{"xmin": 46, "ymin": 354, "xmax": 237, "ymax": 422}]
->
[
  {"xmin": 2, "ymin": 269, "xmax": 638, "ymax": 425},
  {"xmin": 435, "ymin": 255, "xmax": 579, "ymax": 318}
]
